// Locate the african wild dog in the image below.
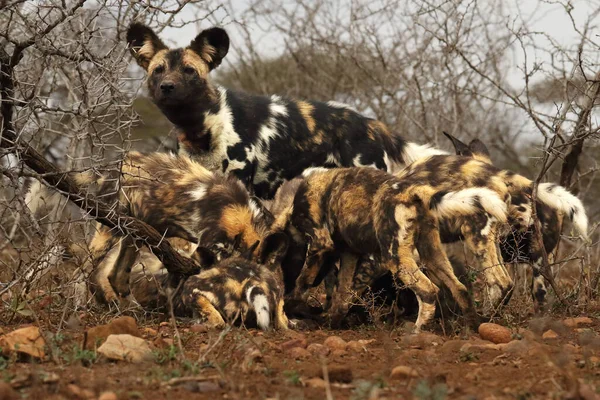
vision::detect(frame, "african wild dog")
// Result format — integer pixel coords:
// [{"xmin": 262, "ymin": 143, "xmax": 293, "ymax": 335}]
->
[
  {"xmin": 272, "ymin": 167, "xmax": 509, "ymax": 331},
  {"xmin": 122, "ymin": 239, "xmax": 289, "ymax": 330},
  {"xmin": 125, "ymin": 23, "xmax": 446, "ymax": 199},
  {"xmin": 72, "ymin": 151, "xmax": 287, "ymax": 304},
  {"xmin": 267, "ymin": 168, "xmax": 509, "ymax": 322},
  {"xmin": 442, "ymin": 132, "xmax": 590, "ymax": 307}
]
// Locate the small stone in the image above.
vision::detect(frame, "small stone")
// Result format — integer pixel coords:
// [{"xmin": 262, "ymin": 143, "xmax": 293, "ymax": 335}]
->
[
  {"xmin": 500, "ymin": 340, "xmax": 528, "ymax": 354},
  {"xmin": 390, "ymin": 366, "xmax": 419, "ymax": 379},
  {"xmin": 84, "ymin": 316, "xmax": 140, "ymax": 350},
  {"xmin": 143, "ymin": 327, "xmax": 158, "ymax": 336},
  {"xmin": 478, "ymin": 323, "xmax": 512, "ymax": 344},
  {"xmin": 331, "ymin": 349, "xmax": 347, "ymax": 358},
  {"xmin": 97, "ymin": 334, "xmax": 153, "ymax": 363},
  {"xmin": 305, "ymin": 377, "xmax": 327, "ymax": 389},
  {"xmin": 288, "ymin": 347, "xmax": 310, "ymax": 359},
  {"xmin": 98, "ymin": 392, "xmax": 118, "ymax": 400},
  {"xmin": 401, "ymin": 332, "xmax": 444, "ymax": 348},
  {"xmin": 66, "ymin": 384, "xmax": 95, "ymax": 399},
  {"xmin": 190, "ymin": 324, "xmax": 208, "ymax": 333},
  {"xmin": 41, "ymin": 372, "xmax": 60, "ymax": 384},
  {"xmin": 542, "ymin": 330, "xmax": 559, "ymax": 340},
  {"xmin": 307, "ymin": 343, "xmax": 330, "ymax": 357},
  {"xmin": 0, "ymin": 382, "xmax": 18, "ymax": 400},
  {"xmin": 281, "ymin": 338, "xmax": 307, "ymax": 351},
  {"xmin": 0, "ymin": 326, "xmax": 46, "ymax": 359},
  {"xmin": 563, "ymin": 317, "xmax": 594, "ymax": 329},
  {"xmin": 347, "ymin": 340, "xmax": 367, "ymax": 352},
  {"xmin": 319, "ymin": 366, "xmax": 353, "ymax": 383},
  {"xmin": 324, "ymin": 336, "xmax": 347, "ymax": 351}
]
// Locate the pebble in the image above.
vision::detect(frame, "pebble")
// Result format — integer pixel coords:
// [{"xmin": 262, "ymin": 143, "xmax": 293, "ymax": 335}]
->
[
  {"xmin": 307, "ymin": 343, "xmax": 330, "ymax": 357},
  {"xmin": 542, "ymin": 330, "xmax": 559, "ymax": 340},
  {"xmin": 324, "ymin": 336, "xmax": 348, "ymax": 351},
  {"xmin": 478, "ymin": 323, "xmax": 512, "ymax": 344},
  {"xmin": 390, "ymin": 366, "xmax": 419, "ymax": 379},
  {"xmin": 98, "ymin": 392, "xmax": 118, "ymax": 400}
]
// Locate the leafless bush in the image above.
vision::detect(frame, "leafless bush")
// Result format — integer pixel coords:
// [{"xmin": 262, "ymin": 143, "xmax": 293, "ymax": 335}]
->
[{"xmin": 0, "ymin": 0, "xmax": 598, "ymax": 325}]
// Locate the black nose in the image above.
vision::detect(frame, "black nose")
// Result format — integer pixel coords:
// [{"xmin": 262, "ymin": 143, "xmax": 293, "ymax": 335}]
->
[{"xmin": 160, "ymin": 82, "xmax": 175, "ymax": 94}]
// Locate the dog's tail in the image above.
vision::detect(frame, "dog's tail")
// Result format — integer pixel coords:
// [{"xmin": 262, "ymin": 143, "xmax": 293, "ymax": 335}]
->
[
  {"xmin": 537, "ymin": 183, "xmax": 589, "ymax": 241},
  {"xmin": 430, "ymin": 187, "xmax": 508, "ymax": 223},
  {"xmin": 246, "ymin": 285, "xmax": 271, "ymax": 330}
]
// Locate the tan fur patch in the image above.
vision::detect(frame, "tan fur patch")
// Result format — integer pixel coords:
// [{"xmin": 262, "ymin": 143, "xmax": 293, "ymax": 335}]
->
[
  {"xmin": 220, "ymin": 205, "xmax": 261, "ymax": 251},
  {"xmin": 183, "ymin": 49, "xmax": 210, "ymax": 77},
  {"xmin": 367, "ymin": 120, "xmax": 390, "ymax": 140},
  {"xmin": 147, "ymin": 49, "xmax": 168, "ymax": 73},
  {"xmin": 297, "ymin": 101, "xmax": 316, "ymax": 134}
]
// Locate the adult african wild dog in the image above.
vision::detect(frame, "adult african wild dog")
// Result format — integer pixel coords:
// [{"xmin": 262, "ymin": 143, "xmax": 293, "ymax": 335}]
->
[
  {"xmin": 75, "ymin": 151, "xmax": 287, "ymax": 304},
  {"xmin": 122, "ymin": 239, "xmax": 288, "ymax": 330},
  {"xmin": 125, "ymin": 23, "xmax": 445, "ymax": 198},
  {"xmin": 442, "ymin": 132, "xmax": 590, "ymax": 307},
  {"xmin": 267, "ymin": 167, "xmax": 510, "ymax": 321},
  {"xmin": 273, "ymin": 167, "xmax": 509, "ymax": 331}
]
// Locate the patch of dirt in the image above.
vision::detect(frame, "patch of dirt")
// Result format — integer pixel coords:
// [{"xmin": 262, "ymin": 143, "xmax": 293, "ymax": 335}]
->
[{"xmin": 2, "ymin": 312, "xmax": 600, "ymax": 400}]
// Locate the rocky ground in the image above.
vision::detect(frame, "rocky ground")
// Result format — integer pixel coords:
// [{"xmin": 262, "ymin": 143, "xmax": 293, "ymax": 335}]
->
[{"xmin": 1, "ymin": 310, "xmax": 600, "ymax": 400}]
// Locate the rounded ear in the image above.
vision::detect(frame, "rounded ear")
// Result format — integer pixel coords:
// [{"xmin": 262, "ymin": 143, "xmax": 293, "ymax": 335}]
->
[
  {"xmin": 259, "ymin": 232, "xmax": 289, "ymax": 268},
  {"xmin": 442, "ymin": 131, "xmax": 473, "ymax": 157},
  {"xmin": 126, "ymin": 22, "xmax": 168, "ymax": 70},
  {"xmin": 193, "ymin": 246, "xmax": 216, "ymax": 268},
  {"xmin": 189, "ymin": 27, "xmax": 229, "ymax": 71},
  {"xmin": 468, "ymin": 139, "xmax": 491, "ymax": 158}
]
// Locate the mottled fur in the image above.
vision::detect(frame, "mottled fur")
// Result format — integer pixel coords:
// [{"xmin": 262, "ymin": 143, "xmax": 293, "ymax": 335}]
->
[
  {"xmin": 125, "ymin": 246, "xmax": 288, "ymax": 330},
  {"xmin": 126, "ymin": 23, "xmax": 444, "ymax": 199},
  {"xmin": 77, "ymin": 151, "xmax": 284, "ymax": 303},
  {"xmin": 442, "ymin": 132, "xmax": 589, "ymax": 306},
  {"xmin": 182, "ymin": 257, "xmax": 288, "ymax": 330},
  {"xmin": 275, "ymin": 167, "xmax": 504, "ymax": 331}
]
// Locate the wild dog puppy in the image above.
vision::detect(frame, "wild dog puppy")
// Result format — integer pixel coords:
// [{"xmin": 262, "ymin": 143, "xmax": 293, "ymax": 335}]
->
[
  {"xmin": 73, "ymin": 151, "xmax": 285, "ymax": 304},
  {"xmin": 124, "ymin": 241, "xmax": 289, "ymax": 330},
  {"xmin": 125, "ymin": 23, "xmax": 445, "ymax": 198},
  {"xmin": 275, "ymin": 167, "xmax": 509, "ymax": 331},
  {"xmin": 442, "ymin": 132, "xmax": 590, "ymax": 307}
]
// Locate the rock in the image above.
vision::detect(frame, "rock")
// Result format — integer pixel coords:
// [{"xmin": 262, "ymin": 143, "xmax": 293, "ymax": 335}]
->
[
  {"xmin": 84, "ymin": 316, "xmax": 140, "ymax": 350},
  {"xmin": 319, "ymin": 366, "xmax": 353, "ymax": 383},
  {"xmin": 564, "ymin": 317, "xmax": 594, "ymax": 329},
  {"xmin": 390, "ymin": 366, "xmax": 419, "ymax": 379},
  {"xmin": 401, "ymin": 332, "xmax": 444, "ymax": 348},
  {"xmin": 0, "ymin": 382, "xmax": 18, "ymax": 400},
  {"xmin": 0, "ymin": 326, "xmax": 46, "ymax": 359},
  {"xmin": 331, "ymin": 349, "xmax": 347, "ymax": 358},
  {"xmin": 324, "ymin": 336, "xmax": 347, "ymax": 351},
  {"xmin": 460, "ymin": 342, "xmax": 501, "ymax": 353},
  {"xmin": 66, "ymin": 384, "xmax": 95, "ymax": 399},
  {"xmin": 347, "ymin": 340, "xmax": 370, "ymax": 352},
  {"xmin": 307, "ymin": 343, "xmax": 330, "ymax": 357},
  {"xmin": 97, "ymin": 334, "xmax": 153, "ymax": 363},
  {"xmin": 288, "ymin": 347, "xmax": 310, "ymax": 359},
  {"xmin": 305, "ymin": 377, "xmax": 327, "ymax": 389},
  {"xmin": 281, "ymin": 338, "xmax": 308, "ymax": 351},
  {"xmin": 542, "ymin": 330, "xmax": 559, "ymax": 340},
  {"xmin": 190, "ymin": 324, "xmax": 208, "ymax": 334},
  {"xmin": 143, "ymin": 327, "xmax": 158, "ymax": 336},
  {"xmin": 500, "ymin": 339, "xmax": 529, "ymax": 354},
  {"xmin": 478, "ymin": 323, "xmax": 512, "ymax": 344},
  {"xmin": 98, "ymin": 392, "xmax": 118, "ymax": 400}
]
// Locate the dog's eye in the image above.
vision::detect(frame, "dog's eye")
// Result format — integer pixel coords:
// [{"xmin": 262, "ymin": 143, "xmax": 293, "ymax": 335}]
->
[
  {"xmin": 183, "ymin": 66, "xmax": 196, "ymax": 75},
  {"xmin": 154, "ymin": 65, "xmax": 164, "ymax": 74}
]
